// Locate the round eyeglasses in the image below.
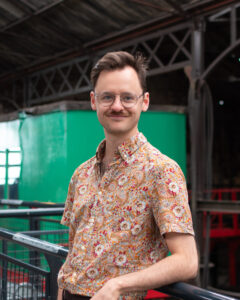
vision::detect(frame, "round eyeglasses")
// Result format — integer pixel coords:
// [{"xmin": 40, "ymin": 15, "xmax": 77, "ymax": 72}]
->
[{"xmin": 94, "ymin": 92, "xmax": 144, "ymax": 108}]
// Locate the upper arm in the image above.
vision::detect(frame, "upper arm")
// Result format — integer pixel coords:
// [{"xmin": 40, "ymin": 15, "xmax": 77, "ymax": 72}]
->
[
  {"xmin": 165, "ymin": 232, "xmax": 197, "ymax": 255},
  {"xmin": 152, "ymin": 160, "xmax": 194, "ymax": 237},
  {"xmin": 61, "ymin": 171, "xmax": 78, "ymax": 227},
  {"xmin": 165, "ymin": 232, "xmax": 198, "ymax": 276}
]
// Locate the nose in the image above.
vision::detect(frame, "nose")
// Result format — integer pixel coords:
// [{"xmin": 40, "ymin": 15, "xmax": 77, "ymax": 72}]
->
[{"xmin": 110, "ymin": 95, "xmax": 124, "ymax": 111}]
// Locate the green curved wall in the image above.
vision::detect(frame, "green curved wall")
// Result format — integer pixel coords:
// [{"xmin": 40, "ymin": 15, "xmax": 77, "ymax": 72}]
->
[{"xmin": 1, "ymin": 110, "xmax": 186, "ymax": 203}]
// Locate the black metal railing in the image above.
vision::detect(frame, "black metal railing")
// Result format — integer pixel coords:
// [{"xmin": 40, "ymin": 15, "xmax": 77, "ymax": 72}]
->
[
  {"xmin": 159, "ymin": 283, "xmax": 239, "ymax": 300},
  {"xmin": 0, "ymin": 199, "xmax": 64, "ymax": 208},
  {"xmin": 0, "ymin": 225, "xmax": 239, "ymax": 300},
  {"xmin": 0, "ymin": 205, "xmax": 65, "ymax": 237},
  {"xmin": 0, "ymin": 227, "xmax": 68, "ymax": 300},
  {"xmin": 0, "ymin": 206, "xmax": 239, "ymax": 300},
  {"xmin": 0, "ymin": 252, "xmax": 50, "ymax": 300}
]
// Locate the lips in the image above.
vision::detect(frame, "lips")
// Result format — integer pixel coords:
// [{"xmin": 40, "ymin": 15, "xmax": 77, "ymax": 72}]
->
[
  {"xmin": 108, "ymin": 115, "xmax": 126, "ymax": 118},
  {"xmin": 106, "ymin": 113, "xmax": 128, "ymax": 119},
  {"xmin": 108, "ymin": 116, "xmax": 128, "ymax": 122}
]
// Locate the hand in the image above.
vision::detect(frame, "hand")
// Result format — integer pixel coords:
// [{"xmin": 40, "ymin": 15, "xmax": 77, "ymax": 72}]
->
[{"xmin": 90, "ymin": 279, "xmax": 121, "ymax": 300}]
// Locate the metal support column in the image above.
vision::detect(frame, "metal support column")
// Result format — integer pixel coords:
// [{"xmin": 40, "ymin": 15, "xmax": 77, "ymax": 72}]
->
[
  {"xmin": 187, "ymin": 18, "xmax": 205, "ymax": 287},
  {"xmin": 188, "ymin": 18, "xmax": 214, "ymax": 288},
  {"xmin": 188, "ymin": 18, "xmax": 205, "ymax": 228}
]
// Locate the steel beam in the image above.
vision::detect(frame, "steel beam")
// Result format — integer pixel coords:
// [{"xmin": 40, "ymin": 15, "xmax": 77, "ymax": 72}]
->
[
  {"xmin": 27, "ymin": 22, "xmax": 192, "ymax": 104},
  {"xmin": 10, "ymin": 2, "xmax": 240, "ymax": 105},
  {"xmin": 197, "ymin": 200, "xmax": 240, "ymax": 213},
  {"xmin": 0, "ymin": 0, "xmax": 64, "ymax": 32},
  {"xmin": 188, "ymin": 18, "xmax": 205, "ymax": 228},
  {"xmin": 202, "ymin": 4, "xmax": 240, "ymax": 79},
  {"xmin": 165, "ymin": 0, "xmax": 186, "ymax": 16}
]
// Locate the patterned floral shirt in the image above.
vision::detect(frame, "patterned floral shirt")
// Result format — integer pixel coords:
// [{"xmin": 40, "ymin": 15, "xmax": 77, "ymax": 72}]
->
[{"xmin": 58, "ymin": 132, "xmax": 194, "ymax": 299}]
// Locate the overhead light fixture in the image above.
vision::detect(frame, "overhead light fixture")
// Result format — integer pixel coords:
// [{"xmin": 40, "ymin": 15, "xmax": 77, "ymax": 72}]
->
[{"xmin": 219, "ymin": 100, "xmax": 224, "ymax": 106}]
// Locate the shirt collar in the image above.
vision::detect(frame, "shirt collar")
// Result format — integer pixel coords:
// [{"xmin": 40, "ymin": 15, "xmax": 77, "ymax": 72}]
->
[
  {"xmin": 96, "ymin": 132, "xmax": 147, "ymax": 163},
  {"xmin": 96, "ymin": 139, "xmax": 106, "ymax": 163}
]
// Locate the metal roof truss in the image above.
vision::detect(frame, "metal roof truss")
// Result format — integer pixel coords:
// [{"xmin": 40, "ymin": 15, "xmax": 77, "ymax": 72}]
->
[{"xmin": 24, "ymin": 22, "xmax": 192, "ymax": 105}]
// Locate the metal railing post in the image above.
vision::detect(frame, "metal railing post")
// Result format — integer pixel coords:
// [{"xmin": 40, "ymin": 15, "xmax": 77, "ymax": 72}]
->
[
  {"xmin": 29, "ymin": 216, "xmax": 41, "ymax": 267},
  {"xmin": 44, "ymin": 254, "xmax": 64, "ymax": 300},
  {"xmin": 4, "ymin": 149, "xmax": 9, "ymax": 200},
  {"xmin": 203, "ymin": 212, "xmax": 211, "ymax": 288},
  {"xmin": 1, "ymin": 240, "xmax": 8, "ymax": 300}
]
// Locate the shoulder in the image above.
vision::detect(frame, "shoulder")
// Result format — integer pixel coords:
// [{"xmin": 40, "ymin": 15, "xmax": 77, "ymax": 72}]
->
[
  {"xmin": 143, "ymin": 142, "xmax": 181, "ymax": 170},
  {"xmin": 71, "ymin": 155, "xmax": 96, "ymax": 182},
  {"xmin": 142, "ymin": 142, "xmax": 185, "ymax": 180}
]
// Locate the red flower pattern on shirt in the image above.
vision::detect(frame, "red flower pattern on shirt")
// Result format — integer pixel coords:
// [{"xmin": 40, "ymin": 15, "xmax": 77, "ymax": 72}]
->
[{"xmin": 58, "ymin": 133, "xmax": 194, "ymax": 299}]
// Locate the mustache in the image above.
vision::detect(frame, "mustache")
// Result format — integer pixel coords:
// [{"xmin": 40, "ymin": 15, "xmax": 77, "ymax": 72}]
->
[{"xmin": 106, "ymin": 111, "xmax": 129, "ymax": 117}]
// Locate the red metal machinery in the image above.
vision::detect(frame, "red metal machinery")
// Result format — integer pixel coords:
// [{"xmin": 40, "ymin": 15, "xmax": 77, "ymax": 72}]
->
[{"xmin": 203, "ymin": 188, "xmax": 240, "ymax": 287}]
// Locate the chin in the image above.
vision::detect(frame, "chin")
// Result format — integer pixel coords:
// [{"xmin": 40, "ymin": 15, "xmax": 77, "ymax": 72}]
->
[
  {"xmin": 101, "ymin": 120, "xmax": 138, "ymax": 136},
  {"xmin": 107, "ymin": 128, "xmax": 128, "ymax": 135},
  {"xmin": 106, "ymin": 125, "xmax": 138, "ymax": 137}
]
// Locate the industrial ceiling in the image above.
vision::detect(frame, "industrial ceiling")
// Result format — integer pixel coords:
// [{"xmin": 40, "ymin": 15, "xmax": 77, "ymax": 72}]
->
[{"xmin": 0, "ymin": 0, "xmax": 238, "ymax": 81}]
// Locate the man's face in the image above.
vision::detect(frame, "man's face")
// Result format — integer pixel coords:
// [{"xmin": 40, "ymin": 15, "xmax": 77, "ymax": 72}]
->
[{"xmin": 90, "ymin": 66, "xmax": 149, "ymax": 138}]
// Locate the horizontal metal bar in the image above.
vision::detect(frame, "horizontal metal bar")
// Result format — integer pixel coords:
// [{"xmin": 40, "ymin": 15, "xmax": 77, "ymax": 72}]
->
[
  {"xmin": 147, "ymin": 60, "xmax": 191, "ymax": 76},
  {"xmin": 0, "ymin": 164, "xmax": 21, "ymax": 167},
  {"xmin": 202, "ymin": 35, "xmax": 240, "ymax": 80},
  {"xmin": 0, "ymin": 252, "xmax": 49, "ymax": 275},
  {"xmin": 0, "ymin": 227, "xmax": 68, "ymax": 258},
  {"xmin": 0, "ymin": 228, "xmax": 237, "ymax": 299},
  {"xmin": 208, "ymin": 3, "xmax": 240, "ymax": 21},
  {"xmin": 0, "ymin": 199, "xmax": 24, "ymax": 206},
  {"xmin": 0, "ymin": 199, "xmax": 65, "ymax": 208},
  {"xmin": 208, "ymin": 287, "xmax": 240, "ymax": 299},
  {"xmin": 20, "ymin": 229, "xmax": 68, "ymax": 236},
  {"xmin": 0, "ymin": 151, "xmax": 20, "ymax": 153},
  {"xmin": 29, "ymin": 85, "xmax": 91, "ymax": 105},
  {"xmin": 197, "ymin": 200, "xmax": 240, "ymax": 213},
  {"xmin": 159, "ymin": 282, "xmax": 238, "ymax": 300},
  {"xmin": 0, "ymin": 207, "xmax": 64, "ymax": 217},
  {"xmin": 85, "ymin": 21, "xmax": 192, "ymax": 49},
  {"xmin": 38, "ymin": 217, "xmax": 61, "ymax": 224}
]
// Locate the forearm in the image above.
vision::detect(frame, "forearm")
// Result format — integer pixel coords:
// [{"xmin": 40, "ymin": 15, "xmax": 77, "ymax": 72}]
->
[
  {"xmin": 114, "ymin": 251, "xmax": 198, "ymax": 295},
  {"xmin": 57, "ymin": 288, "xmax": 63, "ymax": 300},
  {"xmin": 90, "ymin": 233, "xmax": 198, "ymax": 300}
]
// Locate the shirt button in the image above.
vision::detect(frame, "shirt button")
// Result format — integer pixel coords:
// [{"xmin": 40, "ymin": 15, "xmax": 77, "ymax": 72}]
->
[
  {"xmin": 81, "ymin": 245, "xmax": 85, "ymax": 250},
  {"xmin": 89, "ymin": 218, "xmax": 95, "ymax": 223},
  {"xmin": 98, "ymin": 191, "xmax": 102, "ymax": 195}
]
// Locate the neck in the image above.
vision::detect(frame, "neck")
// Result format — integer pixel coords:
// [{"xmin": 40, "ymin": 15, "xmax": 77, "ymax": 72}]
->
[{"xmin": 103, "ymin": 128, "xmax": 139, "ymax": 163}]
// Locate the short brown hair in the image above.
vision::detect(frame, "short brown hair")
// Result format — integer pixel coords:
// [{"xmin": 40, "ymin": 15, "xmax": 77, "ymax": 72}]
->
[{"xmin": 90, "ymin": 51, "xmax": 148, "ymax": 91}]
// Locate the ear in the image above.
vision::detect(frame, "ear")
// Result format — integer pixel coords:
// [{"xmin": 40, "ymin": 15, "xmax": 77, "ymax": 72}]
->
[
  {"xmin": 90, "ymin": 91, "xmax": 96, "ymax": 111},
  {"xmin": 142, "ymin": 92, "xmax": 149, "ymax": 112}
]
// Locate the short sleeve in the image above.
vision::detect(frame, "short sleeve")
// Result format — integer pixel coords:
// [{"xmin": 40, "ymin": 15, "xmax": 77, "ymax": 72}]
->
[
  {"xmin": 61, "ymin": 170, "xmax": 78, "ymax": 227},
  {"xmin": 152, "ymin": 160, "xmax": 194, "ymax": 236}
]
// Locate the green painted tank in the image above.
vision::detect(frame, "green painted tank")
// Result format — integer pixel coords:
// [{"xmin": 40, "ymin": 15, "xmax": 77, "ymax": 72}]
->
[{"xmin": 1, "ymin": 103, "xmax": 186, "ymax": 204}]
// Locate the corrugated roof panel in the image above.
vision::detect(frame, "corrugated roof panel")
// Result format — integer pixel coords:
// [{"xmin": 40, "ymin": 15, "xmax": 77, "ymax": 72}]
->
[
  {"xmin": 20, "ymin": 0, "xmax": 58, "ymax": 11},
  {"xmin": 0, "ymin": 0, "xmax": 233, "ymax": 78},
  {"xmin": 0, "ymin": 0, "xmax": 62, "ymax": 31},
  {"xmin": 0, "ymin": 1, "xmax": 25, "ymax": 18}
]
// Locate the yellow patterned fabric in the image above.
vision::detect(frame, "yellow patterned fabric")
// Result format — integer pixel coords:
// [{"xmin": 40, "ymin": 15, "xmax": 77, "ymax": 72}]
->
[{"xmin": 58, "ymin": 132, "xmax": 194, "ymax": 299}]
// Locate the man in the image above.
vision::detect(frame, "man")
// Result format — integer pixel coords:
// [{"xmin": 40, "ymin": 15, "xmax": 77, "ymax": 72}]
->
[{"xmin": 58, "ymin": 51, "xmax": 198, "ymax": 300}]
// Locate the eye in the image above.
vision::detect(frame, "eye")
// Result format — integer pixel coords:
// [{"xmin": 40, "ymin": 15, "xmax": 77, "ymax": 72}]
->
[
  {"xmin": 101, "ymin": 94, "xmax": 114, "ymax": 101},
  {"xmin": 121, "ymin": 94, "xmax": 135, "ymax": 102}
]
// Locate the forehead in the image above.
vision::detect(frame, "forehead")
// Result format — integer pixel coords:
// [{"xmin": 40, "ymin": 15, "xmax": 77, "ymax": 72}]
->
[{"xmin": 95, "ymin": 66, "xmax": 142, "ymax": 92}]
